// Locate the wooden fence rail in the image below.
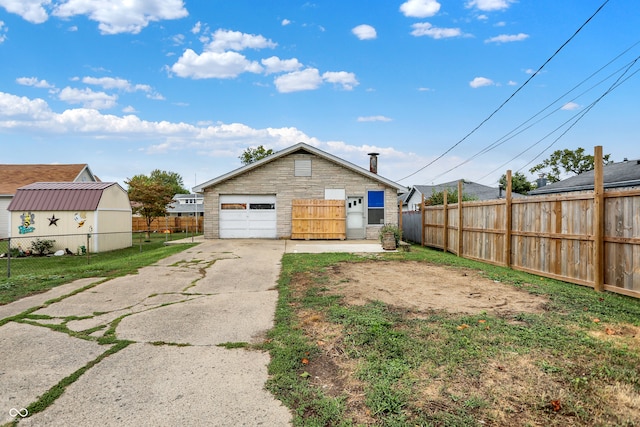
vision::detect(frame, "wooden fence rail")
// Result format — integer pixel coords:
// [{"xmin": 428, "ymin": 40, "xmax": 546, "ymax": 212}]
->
[
  {"xmin": 413, "ymin": 147, "xmax": 640, "ymax": 299},
  {"xmin": 132, "ymin": 216, "xmax": 203, "ymax": 233}
]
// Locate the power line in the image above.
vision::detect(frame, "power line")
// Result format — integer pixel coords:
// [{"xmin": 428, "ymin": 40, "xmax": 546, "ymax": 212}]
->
[
  {"xmin": 475, "ymin": 58, "xmax": 640, "ymax": 182},
  {"xmin": 396, "ymin": 0, "xmax": 611, "ymax": 183},
  {"xmin": 426, "ymin": 41, "xmax": 640, "ymax": 183}
]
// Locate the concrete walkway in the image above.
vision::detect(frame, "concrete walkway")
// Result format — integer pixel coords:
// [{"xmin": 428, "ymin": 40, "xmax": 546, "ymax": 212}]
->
[{"xmin": 1, "ymin": 240, "xmax": 292, "ymax": 426}]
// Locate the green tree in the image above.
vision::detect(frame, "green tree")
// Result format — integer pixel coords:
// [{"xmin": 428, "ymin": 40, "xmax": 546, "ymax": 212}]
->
[
  {"xmin": 149, "ymin": 169, "xmax": 189, "ymax": 195},
  {"xmin": 529, "ymin": 148, "xmax": 612, "ymax": 183},
  {"xmin": 126, "ymin": 174, "xmax": 176, "ymax": 238},
  {"xmin": 499, "ymin": 172, "xmax": 533, "ymax": 194},
  {"xmin": 239, "ymin": 145, "xmax": 274, "ymax": 165},
  {"xmin": 425, "ymin": 188, "xmax": 477, "ymax": 206}
]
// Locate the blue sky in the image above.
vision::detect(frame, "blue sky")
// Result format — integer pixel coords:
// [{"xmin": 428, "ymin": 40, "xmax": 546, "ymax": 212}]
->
[{"xmin": 0, "ymin": 0, "xmax": 638, "ymax": 190}]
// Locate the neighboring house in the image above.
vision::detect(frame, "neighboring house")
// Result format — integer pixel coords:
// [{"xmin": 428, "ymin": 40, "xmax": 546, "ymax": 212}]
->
[
  {"xmin": 7, "ymin": 182, "xmax": 132, "ymax": 253},
  {"xmin": 0, "ymin": 164, "xmax": 98, "ymax": 237},
  {"xmin": 193, "ymin": 142, "xmax": 405, "ymax": 240},
  {"xmin": 528, "ymin": 158, "xmax": 640, "ymax": 195},
  {"xmin": 402, "ymin": 180, "xmax": 525, "ymax": 211},
  {"xmin": 167, "ymin": 194, "xmax": 204, "ymax": 217}
]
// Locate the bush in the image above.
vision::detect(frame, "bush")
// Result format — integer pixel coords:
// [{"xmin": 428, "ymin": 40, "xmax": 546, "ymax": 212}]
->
[
  {"xmin": 30, "ymin": 238, "xmax": 56, "ymax": 256},
  {"xmin": 378, "ymin": 224, "xmax": 402, "ymax": 245}
]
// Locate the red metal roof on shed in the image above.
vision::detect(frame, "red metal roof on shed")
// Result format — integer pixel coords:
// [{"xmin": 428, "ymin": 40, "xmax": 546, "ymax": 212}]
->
[{"xmin": 7, "ymin": 182, "xmax": 119, "ymax": 211}]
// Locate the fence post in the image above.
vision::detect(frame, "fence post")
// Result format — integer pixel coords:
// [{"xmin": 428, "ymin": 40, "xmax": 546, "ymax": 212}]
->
[
  {"xmin": 457, "ymin": 180, "xmax": 463, "ymax": 257},
  {"xmin": 398, "ymin": 200, "xmax": 402, "ymax": 239},
  {"xmin": 505, "ymin": 170, "xmax": 513, "ymax": 268},
  {"xmin": 593, "ymin": 145, "xmax": 605, "ymax": 292},
  {"xmin": 7, "ymin": 237, "xmax": 11, "ymax": 278},
  {"xmin": 420, "ymin": 194, "xmax": 425, "ymax": 247},
  {"xmin": 86, "ymin": 233, "xmax": 91, "ymax": 264},
  {"xmin": 443, "ymin": 189, "xmax": 449, "ymax": 253}
]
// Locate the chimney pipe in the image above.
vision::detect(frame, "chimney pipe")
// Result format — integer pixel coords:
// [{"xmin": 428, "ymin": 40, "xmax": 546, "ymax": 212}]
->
[{"xmin": 368, "ymin": 152, "xmax": 379, "ymax": 174}]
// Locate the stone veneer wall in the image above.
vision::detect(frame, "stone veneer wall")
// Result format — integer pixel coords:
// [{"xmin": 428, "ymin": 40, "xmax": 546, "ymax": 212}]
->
[{"xmin": 202, "ymin": 152, "xmax": 399, "ymax": 239}]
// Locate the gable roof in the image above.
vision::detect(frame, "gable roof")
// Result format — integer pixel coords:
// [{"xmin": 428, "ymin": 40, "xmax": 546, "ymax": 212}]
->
[
  {"xmin": 8, "ymin": 182, "xmax": 122, "ymax": 211},
  {"xmin": 405, "ymin": 180, "xmax": 526, "ymax": 203},
  {"xmin": 0, "ymin": 164, "xmax": 97, "ymax": 195},
  {"xmin": 193, "ymin": 142, "xmax": 405, "ymax": 192},
  {"xmin": 529, "ymin": 159, "xmax": 640, "ymax": 195}
]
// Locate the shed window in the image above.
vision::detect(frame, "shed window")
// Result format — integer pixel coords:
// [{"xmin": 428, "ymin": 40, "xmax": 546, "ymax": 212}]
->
[
  {"xmin": 367, "ymin": 190, "xmax": 385, "ymax": 225},
  {"xmin": 294, "ymin": 159, "xmax": 312, "ymax": 177}
]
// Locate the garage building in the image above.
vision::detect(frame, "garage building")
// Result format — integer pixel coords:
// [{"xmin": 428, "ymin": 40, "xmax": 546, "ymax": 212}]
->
[{"xmin": 193, "ymin": 143, "xmax": 405, "ymax": 240}]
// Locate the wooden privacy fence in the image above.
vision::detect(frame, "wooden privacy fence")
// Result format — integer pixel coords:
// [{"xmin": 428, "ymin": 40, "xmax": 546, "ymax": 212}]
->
[
  {"xmin": 131, "ymin": 216, "xmax": 203, "ymax": 233},
  {"xmin": 416, "ymin": 151, "xmax": 640, "ymax": 299},
  {"xmin": 291, "ymin": 199, "xmax": 346, "ymax": 240}
]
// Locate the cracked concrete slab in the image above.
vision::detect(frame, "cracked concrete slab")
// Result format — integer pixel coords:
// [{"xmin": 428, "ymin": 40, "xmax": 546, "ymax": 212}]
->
[
  {"xmin": 2, "ymin": 239, "xmax": 293, "ymax": 426},
  {"xmin": 20, "ymin": 343, "xmax": 291, "ymax": 427},
  {"xmin": 33, "ymin": 267, "xmax": 202, "ymax": 318},
  {"xmin": 116, "ymin": 291, "xmax": 279, "ymax": 345},
  {"xmin": 0, "ymin": 322, "xmax": 109, "ymax": 425},
  {"xmin": 0, "ymin": 277, "xmax": 105, "ymax": 321}
]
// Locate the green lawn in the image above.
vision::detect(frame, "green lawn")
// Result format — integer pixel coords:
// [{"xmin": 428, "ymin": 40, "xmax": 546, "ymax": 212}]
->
[{"xmin": 265, "ymin": 245, "xmax": 640, "ymax": 426}]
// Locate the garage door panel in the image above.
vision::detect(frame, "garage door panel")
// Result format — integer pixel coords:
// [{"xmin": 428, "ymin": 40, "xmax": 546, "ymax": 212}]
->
[{"xmin": 219, "ymin": 195, "xmax": 276, "ymax": 238}]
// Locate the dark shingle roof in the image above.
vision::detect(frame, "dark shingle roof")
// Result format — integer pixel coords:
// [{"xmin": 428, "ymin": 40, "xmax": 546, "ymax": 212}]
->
[
  {"xmin": 411, "ymin": 180, "xmax": 526, "ymax": 201},
  {"xmin": 529, "ymin": 159, "xmax": 640, "ymax": 195},
  {"xmin": 8, "ymin": 182, "xmax": 119, "ymax": 211}
]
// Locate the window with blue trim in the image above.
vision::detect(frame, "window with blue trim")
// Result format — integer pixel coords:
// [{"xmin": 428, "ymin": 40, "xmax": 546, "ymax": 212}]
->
[{"xmin": 367, "ymin": 190, "xmax": 385, "ymax": 225}]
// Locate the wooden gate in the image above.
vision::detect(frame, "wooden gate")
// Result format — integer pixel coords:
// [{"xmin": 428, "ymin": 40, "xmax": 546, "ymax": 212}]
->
[{"xmin": 291, "ymin": 199, "xmax": 346, "ymax": 240}]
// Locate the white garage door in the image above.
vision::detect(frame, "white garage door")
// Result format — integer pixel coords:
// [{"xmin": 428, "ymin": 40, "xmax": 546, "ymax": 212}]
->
[{"xmin": 219, "ymin": 195, "xmax": 277, "ymax": 238}]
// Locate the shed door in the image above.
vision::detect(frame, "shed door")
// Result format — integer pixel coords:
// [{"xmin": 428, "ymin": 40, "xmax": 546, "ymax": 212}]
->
[{"xmin": 219, "ymin": 195, "xmax": 277, "ymax": 238}]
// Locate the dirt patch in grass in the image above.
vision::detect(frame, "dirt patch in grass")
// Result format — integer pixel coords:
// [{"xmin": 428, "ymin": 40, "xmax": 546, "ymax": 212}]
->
[
  {"xmin": 291, "ymin": 260, "xmax": 640, "ymax": 426},
  {"xmin": 322, "ymin": 261, "xmax": 549, "ymax": 316}
]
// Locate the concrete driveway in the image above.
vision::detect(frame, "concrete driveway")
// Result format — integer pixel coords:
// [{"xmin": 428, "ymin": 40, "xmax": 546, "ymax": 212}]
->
[{"xmin": 0, "ymin": 239, "xmax": 292, "ymax": 426}]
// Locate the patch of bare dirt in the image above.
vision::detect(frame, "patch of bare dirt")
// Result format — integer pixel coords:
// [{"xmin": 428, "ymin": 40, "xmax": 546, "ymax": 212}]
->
[
  {"xmin": 322, "ymin": 261, "xmax": 549, "ymax": 316},
  {"xmin": 291, "ymin": 260, "xmax": 640, "ymax": 426}
]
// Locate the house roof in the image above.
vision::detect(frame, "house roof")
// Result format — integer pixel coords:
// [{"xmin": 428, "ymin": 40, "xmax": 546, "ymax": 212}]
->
[
  {"xmin": 193, "ymin": 142, "xmax": 406, "ymax": 193},
  {"xmin": 168, "ymin": 194, "xmax": 204, "ymax": 214},
  {"xmin": 529, "ymin": 159, "xmax": 640, "ymax": 195},
  {"xmin": 0, "ymin": 164, "xmax": 97, "ymax": 195},
  {"xmin": 406, "ymin": 180, "xmax": 526, "ymax": 203},
  {"xmin": 7, "ymin": 182, "xmax": 122, "ymax": 211}
]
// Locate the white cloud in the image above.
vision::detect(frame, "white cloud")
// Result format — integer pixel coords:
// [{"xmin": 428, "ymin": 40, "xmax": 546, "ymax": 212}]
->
[
  {"xmin": 274, "ymin": 68, "xmax": 323, "ymax": 93},
  {"xmin": 411, "ymin": 22, "xmax": 462, "ymax": 39},
  {"xmin": 561, "ymin": 102, "xmax": 580, "ymax": 111},
  {"xmin": 469, "ymin": 77, "xmax": 495, "ymax": 88},
  {"xmin": 82, "ymin": 76, "xmax": 132, "ymax": 90},
  {"xmin": 16, "ymin": 77, "xmax": 54, "ymax": 88},
  {"xmin": 0, "ymin": 20, "xmax": 6, "ymax": 43},
  {"xmin": 206, "ymin": 29, "xmax": 277, "ymax": 52},
  {"xmin": 322, "ymin": 71, "xmax": 358, "ymax": 90},
  {"xmin": 485, "ymin": 33, "xmax": 529, "ymax": 43},
  {"xmin": 0, "ymin": 91, "xmax": 52, "ymax": 119},
  {"xmin": 281, "ymin": 19, "xmax": 291, "ymax": 26},
  {"xmin": 418, "ymin": 87, "xmax": 433, "ymax": 92},
  {"xmin": 52, "ymin": 0, "xmax": 188, "ymax": 35},
  {"xmin": 171, "ymin": 49, "xmax": 263, "ymax": 79},
  {"xmin": 261, "ymin": 56, "xmax": 303, "ymax": 75},
  {"xmin": 58, "ymin": 87, "xmax": 117, "ymax": 109},
  {"xmin": 399, "ymin": 0, "xmax": 441, "ymax": 18},
  {"xmin": 122, "ymin": 105, "xmax": 137, "ymax": 113},
  {"xmin": 0, "ymin": 0, "xmax": 50, "ymax": 24},
  {"xmin": 352, "ymin": 24, "xmax": 376, "ymax": 40},
  {"xmin": 357, "ymin": 116, "xmax": 392, "ymax": 122},
  {"xmin": 507, "ymin": 80, "xmax": 517, "ymax": 86},
  {"xmin": 466, "ymin": 0, "xmax": 514, "ymax": 11},
  {"xmin": 191, "ymin": 21, "xmax": 201, "ymax": 34}
]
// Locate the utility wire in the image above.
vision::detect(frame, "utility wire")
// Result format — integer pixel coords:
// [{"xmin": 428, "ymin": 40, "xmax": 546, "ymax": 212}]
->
[
  {"xmin": 396, "ymin": 0, "xmax": 611, "ymax": 182},
  {"xmin": 426, "ymin": 41, "xmax": 640, "ymax": 183},
  {"xmin": 475, "ymin": 58, "xmax": 640, "ymax": 182}
]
